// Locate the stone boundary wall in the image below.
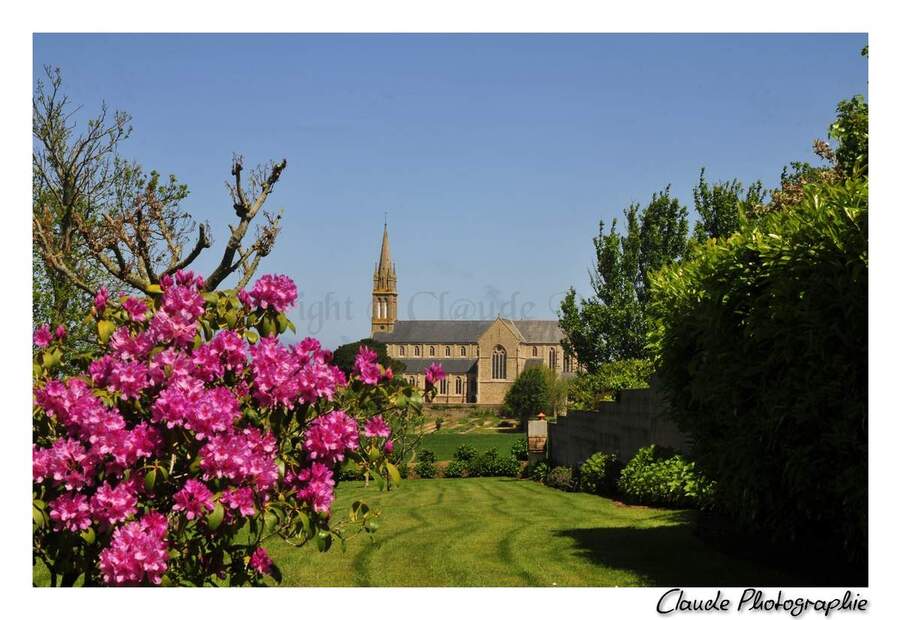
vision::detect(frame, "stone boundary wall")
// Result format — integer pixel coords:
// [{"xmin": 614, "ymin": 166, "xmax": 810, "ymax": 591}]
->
[{"xmin": 548, "ymin": 378, "xmax": 690, "ymax": 467}]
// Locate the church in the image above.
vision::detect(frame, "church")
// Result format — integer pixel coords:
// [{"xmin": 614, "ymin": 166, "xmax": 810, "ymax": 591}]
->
[{"xmin": 369, "ymin": 224, "xmax": 574, "ymax": 405}]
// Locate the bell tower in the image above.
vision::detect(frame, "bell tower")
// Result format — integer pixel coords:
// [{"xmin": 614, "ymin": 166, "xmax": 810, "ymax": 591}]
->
[{"xmin": 371, "ymin": 220, "xmax": 397, "ymax": 335}]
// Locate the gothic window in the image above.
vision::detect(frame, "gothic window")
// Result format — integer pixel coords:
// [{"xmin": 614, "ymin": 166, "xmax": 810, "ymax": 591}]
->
[
  {"xmin": 460, "ymin": 346, "xmax": 466, "ymax": 356},
  {"xmin": 455, "ymin": 376, "xmax": 463, "ymax": 394},
  {"xmin": 532, "ymin": 345, "xmax": 538, "ymax": 357},
  {"xmin": 549, "ymin": 348, "xmax": 557, "ymax": 369},
  {"xmin": 445, "ymin": 346, "xmax": 451, "ymax": 357},
  {"xmin": 563, "ymin": 354, "xmax": 573, "ymax": 373},
  {"xmin": 414, "ymin": 345, "xmax": 421, "ymax": 357},
  {"xmin": 399, "ymin": 345, "xmax": 406, "ymax": 356},
  {"xmin": 491, "ymin": 346, "xmax": 507, "ymax": 380},
  {"xmin": 429, "ymin": 345, "xmax": 436, "ymax": 356},
  {"xmin": 439, "ymin": 378, "xmax": 448, "ymax": 395}
]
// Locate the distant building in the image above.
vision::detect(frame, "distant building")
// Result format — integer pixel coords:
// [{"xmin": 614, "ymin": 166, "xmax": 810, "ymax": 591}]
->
[{"xmin": 369, "ymin": 224, "xmax": 574, "ymax": 405}]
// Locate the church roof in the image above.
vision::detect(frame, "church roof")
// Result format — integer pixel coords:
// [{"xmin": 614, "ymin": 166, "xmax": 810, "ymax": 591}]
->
[
  {"xmin": 372, "ymin": 319, "xmax": 564, "ymax": 344},
  {"xmin": 395, "ymin": 358, "xmax": 479, "ymax": 374}
]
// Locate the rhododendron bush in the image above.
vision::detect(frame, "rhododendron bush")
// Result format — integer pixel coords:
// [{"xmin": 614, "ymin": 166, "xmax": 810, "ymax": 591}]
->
[{"xmin": 33, "ymin": 272, "xmax": 434, "ymax": 586}]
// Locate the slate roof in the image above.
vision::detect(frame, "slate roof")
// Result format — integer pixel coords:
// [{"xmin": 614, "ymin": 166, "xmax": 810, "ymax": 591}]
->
[
  {"xmin": 372, "ymin": 319, "xmax": 563, "ymax": 344},
  {"xmin": 395, "ymin": 358, "xmax": 479, "ymax": 374},
  {"xmin": 523, "ymin": 358, "xmax": 545, "ymax": 370}
]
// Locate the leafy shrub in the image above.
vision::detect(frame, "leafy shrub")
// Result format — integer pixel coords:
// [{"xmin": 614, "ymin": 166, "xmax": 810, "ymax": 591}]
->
[
  {"xmin": 434, "ymin": 416, "xmax": 445, "ymax": 431},
  {"xmin": 503, "ymin": 367, "xmax": 551, "ymax": 425},
  {"xmin": 617, "ymin": 446, "xmax": 714, "ymax": 508},
  {"xmin": 510, "ymin": 437, "xmax": 528, "ymax": 461},
  {"xmin": 649, "ymin": 178, "xmax": 868, "ymax": 563},
  {"xmin": 568, "ymin": 359, "xmax": 654, "ymax": 409},
  {"xmin": 414, "ymin": 449, "xmax": 437, "ymax": 479},
  {"xmin": 525, "ymin": 460, "xmax": 549, "ymax": 483},
  {"xmin": 579, "ymin": 451, "xmax": 622, "ymax": 495},
  {"xmin": 453, "ymin": 444, "xmax": 478, "ymax": 463},
  {"xmin": 337, "ymin": 460, "xmax": 365, "ymax": 481},
  {"xmin": 468, "ymin": 448, "xmax": 520, "ymax": 478},
  {"xmin": 31, "ymin": 273, "xmax": 413, "ymax": 586},
  {"xmin": 546, "ymin": 466, "xmax": 576, "ymax": 492},
  {"xmin": 443, "ymin": 460, "xmax": 468, "ymax": 478}
]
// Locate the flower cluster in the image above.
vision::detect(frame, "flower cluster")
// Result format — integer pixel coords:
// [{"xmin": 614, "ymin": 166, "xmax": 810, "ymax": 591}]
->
[
  {"xmin": 425, "ymin": 362, "xmax": 445, "ymax": 387},
  {"xmin": 33, "ymin": 272, "xmax": 401, "ymax": 587}
]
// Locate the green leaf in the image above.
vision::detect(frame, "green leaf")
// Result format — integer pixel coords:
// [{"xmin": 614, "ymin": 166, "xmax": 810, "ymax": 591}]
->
[
  {"xmin": 97, "ymin": 320, "xmax": 116, "ymax": 344},
  {"xmin": 32, "ymin": 506, "xmax": 45, "ymax": 529},
  {"xmin": 144, "ymin": 468, "xmax": 157, "ymax": 494},
  {"xmin": 41, "ymin": 348, "xmax": 63, "ymax": 369},
  {"xmin": 244, "ymin": 330, "xmax": 259, "ymax": 344},
  {"xmin": 276, "ymin": 313, "xmax": 289, "ymax": 334},
  {"xmin": 298, "ymin": 511, "xmax": 311, "ymax": 536},
  {"xmin": 146, "ymin": 284, "xmax": 164, "ymax": 295},
  {"xmin": 386, "ymin": 462, "xmax": 401, "ymax": 485},
  {"xmin": 80, "ymin": 527, "xmax": 96, "ymax": 545},
  {"xmin": 207, "ymin": 501, "xmax": 225, "ymax": 531},
  {"xmin": 261, "ymin": 316, "xmax": 276, "ymax": 337}
]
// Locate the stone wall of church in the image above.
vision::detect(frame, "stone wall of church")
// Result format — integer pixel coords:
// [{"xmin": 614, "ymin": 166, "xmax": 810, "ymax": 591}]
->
[
  {"xmin": 476, "ymin": 321, "xmax": 522, "ymax": 405},
  {"xmin": 386, "ymin": 343, "xmax": 478, "ymax": 359}
]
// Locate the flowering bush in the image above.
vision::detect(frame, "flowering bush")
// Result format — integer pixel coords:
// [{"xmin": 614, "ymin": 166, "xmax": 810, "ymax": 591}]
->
[{"xmin": 32, "ymin": 272, "xmax": 433, "ymax": 586}]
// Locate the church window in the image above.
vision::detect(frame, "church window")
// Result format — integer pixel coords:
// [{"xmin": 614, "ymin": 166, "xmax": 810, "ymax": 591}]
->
[
  {"xmin": 399, "ymin": 345, "xmax": 406, "ymax": 356},
  {"xmin": 455, "ymin": 376, "xmax": 463, "ymax": 394},
  {"xmin": 429, "ymin": 345, "xmax": 436, "ymax": 356},
  {"xmin": 414, "ymin": 345, "xmax": 421, "ymax": 356},
  {"xmin": 549, "ymin": 348, "xmax": 557, "ymax": 369},
  {"xmin": 563, "ymin": 354, "xmax": 573, "ymax": 372},
  {"xmin": 491, "ymin": 346, "xmax": 507, "ymax": 380},
  {"xmin": 445, "ymin": 346, "xmax": 451, "ymax": 357},
  {"xmin": 532, "ymin": 346, "xmax": 538, "ymax": 357},
  {"xmin": 460, "ymin": 346, "xmax": 466, "ymax": 356},
  {"xmin": 439, "ymin": 378, "xmax": 448, "ymax": 395}
]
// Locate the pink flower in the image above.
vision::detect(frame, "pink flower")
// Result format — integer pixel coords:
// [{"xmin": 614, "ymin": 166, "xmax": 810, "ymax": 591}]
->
[
  {"xmin": 199, "ymin": 428, "xmax": 279, "ymax": 490},
  {"xmin": 221, "ymin": 487, "xmax": 256, "ymax": 517},
  {"xmin": 383, "ymin": 367, "xmax": 394, "ymax": 382},
  {"xmin": 99, "ymin": 513, "xmax": 168, "ymax": 585},
  {"xmin": 172, "ymin": 479, "xmax": 215, "ymax": 520},
  {"xmin": 249, "ymin": 547, "xmax": 272, "ymax": 575},
  {"xmin": 293, "ymin": 462, "xmax": 335, "ymax": 513},
  {"xmin": 49, "ymin": 492, "xmax": 92, "ymax": 532},
  {"xmin": 384, "ymin": 439, "xmax": 394, "ymax": 454},
  {"xmin": 425, "ymin": 363, "xmax": 445, "ymax": 387},
  {"xmin": 302, "ymin": 410, "xmax": 359, "ymax": 466},
  {"xmin": 108, "ymin": 360, "xmax": 149, "ymax": 400},
  {"xmin": 248, "ymin": 274, "xmax": 298, "ymax": 313},
  {"xmin": 353, "ymin": 345, "xmax": 381, "ymax": 385},
  {"xmin": 122, "ymin": 296, "xmax": 149, "ymax": 322},
  {"xmin": 94, "ymin": 287, "xmax": 109, "ymax": 313},
  {"xmin": 54, "ymin": 325, "xmax": 67, "ymax": 341},
  {"xmin": 91, "ymin": 480, "xmax": 138, "ymax": 527},
  {"xmin": 33, "ymin": 324, "xmax": 52, "ymax": 348},
  {"xmin": 364, "ymin": 415, "xmax": 391, "ymax": 438}
]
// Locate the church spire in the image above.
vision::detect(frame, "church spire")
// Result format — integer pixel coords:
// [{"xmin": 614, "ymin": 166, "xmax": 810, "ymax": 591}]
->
[{"xmin": 371, "ymin": 220, "xmax": 397, "ymax": 335}]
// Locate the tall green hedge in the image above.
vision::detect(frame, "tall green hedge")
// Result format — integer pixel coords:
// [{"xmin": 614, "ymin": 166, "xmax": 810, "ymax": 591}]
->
[{"xmin": 648, "ymin": 179, "xmax": 868, "ymax": 564}]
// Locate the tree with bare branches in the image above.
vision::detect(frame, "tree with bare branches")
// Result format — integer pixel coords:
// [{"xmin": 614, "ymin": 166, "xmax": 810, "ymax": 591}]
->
[{"xmin": 33, "ymin": 66, "xmax": 288, "ymax": 334}]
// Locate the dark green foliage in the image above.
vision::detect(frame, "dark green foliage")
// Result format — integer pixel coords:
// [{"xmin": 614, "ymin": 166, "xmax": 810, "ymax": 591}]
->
[
  {"xmin": 617, "ymin": 446, "xmax": 715, "ymax": 509},
  {"xmin": 545, "ymin": 466, "xmax": 577, "ymax": 492},
  {"xmin": 558, "ymin": 187, "xmax": 688, "ymax": 371},
  {"xmin": 649, "ymin": 178, "xmax": 868, "ymax": 563},
  {"xmin": 414, "ymin": 449, "xmax": 437, "ymax": 479},
  {"xmin": 337, "ymin": 460, "xmax": 365, "ymax": 481},
  {"xmin": 453, "ymin": 444, "xmax": 478, "ymax": 463},
  {"xmin": 468, "ymin": 449, "xmax": 521, "ymax": 478},
  {"xmin": 579, "ymin": 452, "xmax": 623, "ymax": 495},
  {"xmin": 829, "ymin": 95, "xmax": 868, "ymax": 179},
  {"xmin": 692, "ymin": 168, "xmax": 765, "ymax": 242},
  {"xmin": 331, "ymin": 338, "xmax": 406, "ymax": 377},
  {"xmin": 510, "ymin": 437, "xmax": 528, "ymax": 461},
  {"xmin": 568, "ymin": 358, "xmax": 653, "ymax": 409},
  {"xmin": 443, "ymin": 460, "xmax": 467, "ymax": 478},
  {"xmin": 525, "ymin": 460, "xmax": 549, "ymax": 483},
  {"xmin": 503, "ymin": 366, "xmax": 551, "ymax": 426}
]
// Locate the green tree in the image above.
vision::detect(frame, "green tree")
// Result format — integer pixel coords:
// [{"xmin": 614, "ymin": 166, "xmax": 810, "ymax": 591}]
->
[
  {"xmin": 558, "ymin": 187, "xmax": 688, "ymax": 372},
  {"xmin": 331, "ymin": 338, "xmax": 406, "ymax": 377},
  {"xmin": 503, "ymin": 366, "xmax": 551, "ymax": 428},
  {"xmin": 692, "ymin": 168, "xmax": 765, "ymax": 242}
]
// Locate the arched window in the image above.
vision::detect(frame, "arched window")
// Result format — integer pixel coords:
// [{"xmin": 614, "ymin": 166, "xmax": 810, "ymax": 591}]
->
[
  {"xmin": 399, "ymin": 345, "xmax": 406, "ymax": 356},
  {"xmin": 532, "ymin": 346, "xmax": 538, "ymax": 357},
  {"xmin": 460, "ymin": 346, "xmax": 466, "ymax": 356},
  {"xmin": 549, "ymin": 348, "xmax": 557, "ymax": 369},
  {"xmin": 563, "ymin": 354, "xmax": 573, "ymax": 373},
  {"xmin": 455, "ymin": 376, "xmax": 463, "ymax": 394},
  {"xmin": 414, "ymin": 345, "xmax": 421, "ymax": 357},
  {"xmin": 429, "ymin": 345, "xmax": 436, "ymax": 356},
  {"xmin": 382, "ymin": 300, "xmax": 388, "ymax": 319},
  {"xmin": 445, "ymin": 346, "xmax": 451, "ymax": 357},
  {"xmin": 439, "ymin": 378, "xmax": 448, "ymax": 395},
  {"xmin": 491, "ymin": 346, "xmax": 507, "ymax": 380}
]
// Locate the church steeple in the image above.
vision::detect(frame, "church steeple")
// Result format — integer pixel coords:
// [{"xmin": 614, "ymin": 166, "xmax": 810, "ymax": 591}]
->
[{"xmin": 371, "ymin": 221, "xmax": 397, "ymax": 335}]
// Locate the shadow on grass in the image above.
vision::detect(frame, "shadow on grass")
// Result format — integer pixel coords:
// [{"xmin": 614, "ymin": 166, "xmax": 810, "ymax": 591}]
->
[{"xmin": 554, "ymin": 517, "xmax": 815, "ymax": 587}]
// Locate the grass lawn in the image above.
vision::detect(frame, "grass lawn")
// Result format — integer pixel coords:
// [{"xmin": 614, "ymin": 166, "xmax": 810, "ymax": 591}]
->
[
  {"xmin": 418, "ymin": 431, "xmax": 522, "ymax": 461},
  {"xmin": 264, "ymin": 478, "xmax": 796, "ymax": 586},
  {"xmin": 34, "ymin": 478, "xmax": 798, "ymax": 587}
]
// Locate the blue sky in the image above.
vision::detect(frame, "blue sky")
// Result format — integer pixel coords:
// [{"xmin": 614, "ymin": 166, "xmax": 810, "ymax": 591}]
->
[{"xmin": 33, "ymin": 34, "xmax": 868, "ymax": 349}]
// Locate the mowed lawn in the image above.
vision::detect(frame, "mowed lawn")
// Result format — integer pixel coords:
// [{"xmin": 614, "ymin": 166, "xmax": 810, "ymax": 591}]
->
[
  {"xmin": 418, "ymin": 432, "xmax": 522, "ymax": 461},
  {"xmin": 266, "ymin": 478, "xmax": 795, "ymax": 586}
]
